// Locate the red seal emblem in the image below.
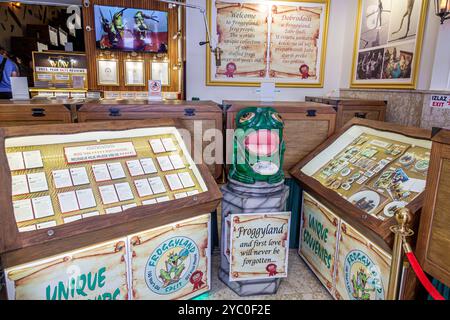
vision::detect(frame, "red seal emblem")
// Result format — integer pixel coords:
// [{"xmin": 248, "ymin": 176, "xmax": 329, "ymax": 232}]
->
[
  {"xmin": 190, "ymin": 270, "xmax": 205, "ymax": 291},
  {"xmin": 266, "ymin": 264, "xmax": 278, "ymax": 277}
]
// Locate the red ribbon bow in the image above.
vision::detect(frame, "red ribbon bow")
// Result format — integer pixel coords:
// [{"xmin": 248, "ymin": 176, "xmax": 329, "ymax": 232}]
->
[
  {"xmin": 190, "ymin": 271, "xmax": 205, "ymax": 291},
  {"xmin": 266, "ymin": 264, "xmax": 278, "ymax": 277}
]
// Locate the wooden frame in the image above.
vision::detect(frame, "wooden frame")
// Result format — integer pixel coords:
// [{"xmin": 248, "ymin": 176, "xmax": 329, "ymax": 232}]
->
[
  {"xmin": 305, "ymin": 96, "xmax": 387, "ymax": 129},
  {"xmin": 83, "ymin": 0, "xmax": 181, "ymax": 94},
  {"xmin": 416, "ymin": 129, "xmax": 450, "ymax": 287},
  {"xmin": 289, "ymin": 118, "xmax": 432, "ymax": 250},
  {"xmin": 77, "ymin": 101, "xmax": 224, "ymax": 181},
  {"xmin": 0, "ymin": 119, "xmax": 222, "ymax": 268},
  {"xmin": 350, "ymin": 0, "xmax": 428, "ymax": 89},
  {"xmin": 124, "ymin": 59, "xmax": 146, "ymax": 87},
  {"xmin": 97, "ymin": 58, "xmax": 119, "ymax": 86},
  {"xmin": 206, "ymin": 0, "xmax": 330, "ymax": 88},
  {"xmin": 151, "ymin": 61, "xmax": 170, "ymax": 87}
]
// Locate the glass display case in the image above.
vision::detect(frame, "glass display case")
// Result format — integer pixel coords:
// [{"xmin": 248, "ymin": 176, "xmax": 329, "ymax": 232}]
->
[
  {"xmin": 290, "ymin": 118, "xmax": 432, "ymax": 300},
  {"xmin": 0, "ymin": 119, "xmax": 221, "ymax": 300}
]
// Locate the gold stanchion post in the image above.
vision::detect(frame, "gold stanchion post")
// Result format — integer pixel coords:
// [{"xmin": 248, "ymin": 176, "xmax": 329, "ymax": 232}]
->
[{"xmin": 387, "ymin": 208, "xmax": 414, "ymax": 300}]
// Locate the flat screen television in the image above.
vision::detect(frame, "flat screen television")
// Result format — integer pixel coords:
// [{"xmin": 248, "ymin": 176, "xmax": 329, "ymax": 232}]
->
[{"xmin": 94, "ymin": 5, "xmax": 168, "ymax": 53}]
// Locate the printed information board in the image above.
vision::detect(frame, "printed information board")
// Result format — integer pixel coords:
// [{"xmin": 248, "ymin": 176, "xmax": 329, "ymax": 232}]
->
[{"xmin": 229, "ymin": 212, "xmax": 290, "ymax": 281}]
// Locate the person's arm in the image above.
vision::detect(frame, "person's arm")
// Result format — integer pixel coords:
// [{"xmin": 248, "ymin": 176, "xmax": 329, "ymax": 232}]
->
[{"xmin": 10, "ymin": 62, "xmax": 19, "ymax": 77}]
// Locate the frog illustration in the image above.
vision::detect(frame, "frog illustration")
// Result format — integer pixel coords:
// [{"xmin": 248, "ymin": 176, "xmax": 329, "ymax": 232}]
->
[
  {"xmin": 159, "ymin": 249, "xmax": 189, "ymax": 287},
  {"xmin": 351, "ymin": 268, "xmax": 375, "ymax": 300}
]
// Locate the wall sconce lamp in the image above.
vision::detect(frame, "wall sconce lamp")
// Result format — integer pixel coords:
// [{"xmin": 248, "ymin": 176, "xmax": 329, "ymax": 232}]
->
[
  {"xmin": 10, "ymin": 2, "xmax": 21, "ymax": 8},
  {"xmin": 436, "ymin": 0, "xmax": 450, "ymax": 24}
]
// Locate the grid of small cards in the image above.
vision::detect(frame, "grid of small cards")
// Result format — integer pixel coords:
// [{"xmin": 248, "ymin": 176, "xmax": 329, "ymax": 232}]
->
[{"xmin": 7, "ymin": 134, "xmax": 206, "ymax": 233}]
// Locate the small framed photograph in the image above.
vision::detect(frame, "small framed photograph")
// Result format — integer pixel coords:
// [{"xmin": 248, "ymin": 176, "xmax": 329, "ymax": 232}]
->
[
  {"xmin": 151, "ymin": 62, "xmax": 170, "ymax": 86},
  {"xmin": 125, "ymin": 60, "xmax": 146, "ymax": 86},
  {"xmin": 97, "ymin": 59, "xmax": 119, "ymax": 86}
]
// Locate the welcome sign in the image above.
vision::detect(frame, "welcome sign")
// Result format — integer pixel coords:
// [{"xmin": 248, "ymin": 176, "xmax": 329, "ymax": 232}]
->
[{"xmin": 229, "ymin": 212, "xmax": 290, "ymax": 281}]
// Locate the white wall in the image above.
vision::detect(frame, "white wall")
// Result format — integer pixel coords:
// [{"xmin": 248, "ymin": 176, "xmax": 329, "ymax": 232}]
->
[
  {"xmin": 429, "ymin": 21, "xmax": 450, "ymax": 90},
  {"xmin": 186, "ymin": 0, "xmax": 445, "ymax": 103}
]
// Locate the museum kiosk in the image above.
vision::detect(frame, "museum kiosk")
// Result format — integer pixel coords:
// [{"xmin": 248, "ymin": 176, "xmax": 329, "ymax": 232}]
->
[
  {"xmin": 0, "ymin": 119, "xmax": 221, "ymax": 300},
  {"xmin": 290, "ymin": 118, "xmax": 433, "ymax": 300},
  {"xmin": 0, "ymin": 0, "xmax": 448, "ymax": 302}
]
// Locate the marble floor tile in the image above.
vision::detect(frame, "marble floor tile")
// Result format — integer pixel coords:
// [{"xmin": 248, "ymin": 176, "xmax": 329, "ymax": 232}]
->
[{"xmin": 204, "ymin": 249, "xmax": 333, "ymax": 300}]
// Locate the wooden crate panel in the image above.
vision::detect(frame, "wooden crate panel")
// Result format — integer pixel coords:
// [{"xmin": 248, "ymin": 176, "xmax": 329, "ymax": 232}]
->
[{"xmin": 299, "ymin": 192, "xmax": 339, "ymax": 295}]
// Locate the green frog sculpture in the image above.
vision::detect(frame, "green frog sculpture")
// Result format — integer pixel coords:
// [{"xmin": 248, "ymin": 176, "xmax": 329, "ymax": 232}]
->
[{"xmin": 229, "ymin": 107, "xmax": 286, "ymax": 185}]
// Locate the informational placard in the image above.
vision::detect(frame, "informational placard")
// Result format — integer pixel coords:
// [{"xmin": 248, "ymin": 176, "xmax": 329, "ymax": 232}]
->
[
  {"xmin": 207, "ymin": 0, "xmax": 329, "ymax": 87},
  {"xmin": 64, "ymin": 142, "xmax": 137, "ymax": 164},
  {"xmin": 229, "ymin": 212, "xmax": 290, "ymax": 282},
  {"xmin": 11, "ymin": 77, "xmax": 30, "ymax": 100},
  {"xmin": 130, "ymin": 214, "xmax": 211, "ymax": 300},
  {"xmin": 5, "ymin": 239, "xmax": 129, "ymax": 300},
  {"xmin": 430, "ymin": 95, "xmax": 450, "ymax": 109},
  {"xmin": 148, "ymin": 80, "xmax": 163, "ymax": 101},
  {"xmin": 32, "ymin": 52, "xmax": 88, "ymax": 89}
]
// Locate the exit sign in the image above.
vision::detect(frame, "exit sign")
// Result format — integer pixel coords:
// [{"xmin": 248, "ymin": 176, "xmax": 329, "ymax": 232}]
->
[{"xmin": 430, "ymin": 95, "xmax": 450, "ymax": 109}]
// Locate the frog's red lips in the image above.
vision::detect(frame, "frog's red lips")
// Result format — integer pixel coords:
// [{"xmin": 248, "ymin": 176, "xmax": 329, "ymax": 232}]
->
[{"xmin": 244, "ymin": 130, "xmax": 280, "ymax": 156}]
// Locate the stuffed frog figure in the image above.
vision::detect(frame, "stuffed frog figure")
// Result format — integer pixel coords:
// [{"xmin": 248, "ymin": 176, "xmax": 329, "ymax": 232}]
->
[{"xmin": 229, "ymin": 107, "xmax": 286, "ymax": 184}]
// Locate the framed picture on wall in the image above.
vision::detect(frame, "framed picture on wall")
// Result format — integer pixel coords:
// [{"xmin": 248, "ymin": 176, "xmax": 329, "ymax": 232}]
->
[
  {"xmin": 125, "ymin": 60, "xmax": 146, "ymax": 86},
  {"xmin": 97, "ymin": 59, "xmax": 119, "ymax": 86},
  {"xmin": 151, "ymin": 62, "xmax": 170, "ymax": 86},
  {"xmin": 206, "ymin": 0, "xmax": 330, "ymax": 88},
  {"xmin": 350, "ymin": 0, "xmax": 428, "ymax": 89}
]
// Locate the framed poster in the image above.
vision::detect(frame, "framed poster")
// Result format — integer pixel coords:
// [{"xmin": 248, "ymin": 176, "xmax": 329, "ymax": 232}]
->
[
  {"xmin": 229, "ymin": 212, "xmax": 290, "ymax": 281},
  {"xmin": 125, "ymin": 60, "xmax": 146, "ymax": 86},
  {"xmin": 207, "ymin": 0, "xmax": 330, "ymax": 88},
  {"xmin": 350, "ymin": 0, "xmax": 428, "ymax": 89},
  {"xmin": 97, "ymin": 59, "xmax": 119, "ymax": 86},
  {"xmin": 151, "ymin": 62, "xmax": 170, "ymax": 86},
  {"xmin": 49, "ymin": 26, "xmax": 58, "ymax": 46}
]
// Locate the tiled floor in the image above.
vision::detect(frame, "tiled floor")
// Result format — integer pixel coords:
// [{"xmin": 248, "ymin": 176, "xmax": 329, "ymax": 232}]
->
[{"xmin": 204, "ymin": 249, "xmax": 333, "ymax": 300}]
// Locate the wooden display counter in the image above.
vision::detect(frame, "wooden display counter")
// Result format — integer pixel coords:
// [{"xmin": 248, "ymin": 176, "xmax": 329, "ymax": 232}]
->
[
  {"xmin": 0, "ymin": 101, "xmax": 72, "ymax": 127},
  {"xmin": 78, "ymin": 101, "xmax": 223, "ymax": 181},
  {"xmin": 305, "ymin": 96, "xmax": 387, "ymax": 129},
  {"xmin": 416, "ymin": 128, "xmax": 450, "ymax": 288},
  {"xmin": 0, "ymin": 119, "xmax": 222, "ymax": 300},
  {"xmin": 290, "ymin": 118, "xmax": 432, "ymax": 300},
  {"xmin": 224, "ymin": 100, "xmax": 337, "ymax": 178}
]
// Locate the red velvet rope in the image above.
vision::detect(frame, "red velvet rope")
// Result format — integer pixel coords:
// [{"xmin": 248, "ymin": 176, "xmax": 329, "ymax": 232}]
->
[{"xmin": 406, "ymin": 252, "xmax": 445, "ymax": 301}]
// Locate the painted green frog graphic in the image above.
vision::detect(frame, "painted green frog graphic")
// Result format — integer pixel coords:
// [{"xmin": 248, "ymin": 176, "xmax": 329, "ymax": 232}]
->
[
  {"xmin": 159, "ymin": 249, "xmax": 189, "ymax": 287},
  {"xmin": 351, "ymin": 268, "xmax": 375, "ymax": 300},
  {"xmin": 229, "ymin": 107, "xmax": 286, "ymax": 185}
]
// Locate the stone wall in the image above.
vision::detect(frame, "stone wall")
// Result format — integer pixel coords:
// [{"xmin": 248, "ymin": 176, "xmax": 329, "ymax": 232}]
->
[{"xmin": 340, "ymin": 89, "xmax": 450, "ymax": 129}]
